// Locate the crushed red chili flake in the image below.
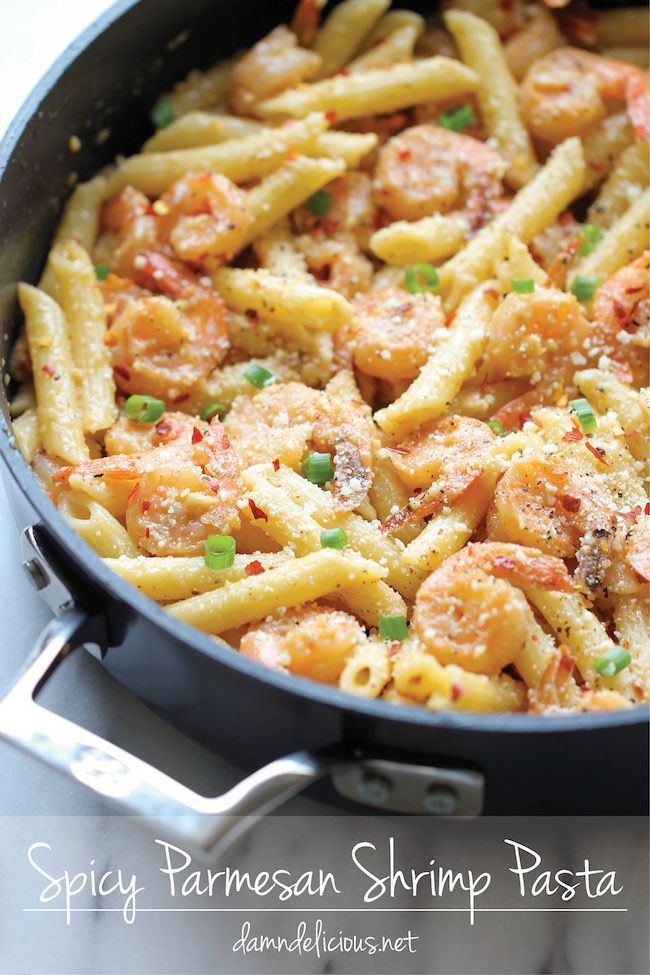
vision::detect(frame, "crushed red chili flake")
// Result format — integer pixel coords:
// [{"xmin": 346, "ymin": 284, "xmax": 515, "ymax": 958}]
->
[
  {"xmin": 625, "ymin": 285, "xmax": 643, "ymax": 294},
  {"xmin": 388, "ymin": 642, "xmax": 401, "ymax": 657},
  {"xmin": 398, "ymin": 148, "xmax": 412, "ymax": 161},
  {"xmin": 585, "ymin": 441, "xmax": 609, "ymax": 465},
  {"xmin": 445, "ymin": 312, "xmax": 457, "ymax": 328},
  {"xmin": 562, "ymin": 426, "xmax": 583, "ymax": 442},
  {"xmin": 244, "ymin": 560, "xmax": 265, "ymax": 577},
  {"xmin": 248, "ymin": 498, "xmax": 268, "ymax": 521},
  {"xmin": 612, "ymin": 299, "xmax": 627, "ymax": 321},
  {"xmin": 321, "ymin": 218, "xmax": 340, "ymax": 234},
  {"xmin": 202, "ymin": 474, "xmax": 220, "ymax": 493},
  {"xmin": 42, "ymin": 363, "xmax": 57, "ymax": 377},
  {"xmin": 387, "ymin": 445, "xmax": 411, "ymax": 455},
  {"xmin": 558, "ymin": 210, "xmax": 574, "ymax": 225},
  {"xmin": 588, "ymin": 158, "xmax": 603, "ymax": 172},
  {"xmin": 113, "ymin": 364, "xmax": 131, "ymax": 381},
  {"xmin": 335, "ymin": 68, "xmax": 349, "ymax": 77},
  {"xmin": 559, "ymin": 494, "xmax": 581, "ymax": 513},
  {"xmin": 127, "ymin": 483, "xmax": 139, "ymax": 502},
  {"xmin": 325, "ymin": 110, "xmax": 338, "ymax": 124},
  {"xmin": 245, "ymin": 308, "xmax": 259, "ymax": 323},
  {"xmin": 451, "ymin": 683, "xmax": 463, "ymax": 702},
  {"xmin": 173, "ymin": 392, "xmax": 190, "ymax": 404},
  {"xmin": 616, "ymin": 505, "xmax": 642, "ymax": 524},
  {"xmin": 191, "ymin": 426, "xmax": 203, "ymax": 444},
  {"xmin": 141, "ymin": 499, "xmax": 151, "ymax": 513},
  {"xmin": 272, "ymin": 458, "xmax": 280, "ymax": 471},
  {"xmin": 372, "ymin": 212, "xmax": 383, "ymax": 230},
  {"xmin": 155, "ymin": 418, "xmax": 173, "ymax": 436},
  {"xmin": 145, "ymin": 527, "xmax": 151, "ymax": 538}
]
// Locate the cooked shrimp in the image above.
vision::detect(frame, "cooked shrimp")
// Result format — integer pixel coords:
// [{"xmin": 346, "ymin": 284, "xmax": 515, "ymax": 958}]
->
[
  {"xmin": 412, "ymin": 542, "xmax": 572, "ymax": 675},
  {"xmin": 520, "ymin": 46, "xmax": 650, "ymax": 146},
  {"xmin": 96, "ymin": 186, "xmax": 160, "ymax": 277},
  {"xmin": 224, "ymin": 381, "xmax": 376, "ymax": 510},
  {"xmin": 590, "ymin": 252, "xmax": 650, "ymax": 387},
  {"xmin": 295, "ymin": 233, "xmax": 374, "ymax": 299},
  {"xmin": 55, "ymin": 418, "xmax": 244, "ymax": 557},
  {"xmin": 240, "ymin": 603, "xmax": 366, "ymax": 683},
  {"xmin": 155, "ymin": 171, "xmax": 253, "ymax": 268},
  {"xmin": 293, "ymin": 173, "xmax": 377, "ymax": 247},
  {"xmin": 382, "ymin": 415, "xmax": 496, "ymax": 532},
  {"xmin": 104, "ymin": 411, "xmax": 208, "ymax": 455},
  {"xmin": 441, "ymin": 0, "xmax": 526, "ymax": 39},
  {"xmin": 374, "ymin": 124, "xmax": 506, "ymax": 230},
  {"xmin": 625, "ymin": 512, "xmax": 650, "ymax": 584},
  {"xmin": 228, "ymin": 25, "xmax": 321, "ymax": 115},
  {"xmin": 348, "ymin": 286, "xmax": 447, "ymax": 382},
  {"xmin": 291, "ymin": 0, "xmax": 325, "ymax": 48},
  {"xmin": 503, "ymin": 5, "xmax": 566, "ymax": 81},
  {"xmin": 106, "ymin": 251, "xmax": 229, "ymax": 400},
  {"xmin": 488, "ymin": 457, "xmax": 617, "ymax": 592}
]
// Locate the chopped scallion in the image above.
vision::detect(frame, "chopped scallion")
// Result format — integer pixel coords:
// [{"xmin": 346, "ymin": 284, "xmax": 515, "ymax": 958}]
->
[
  {"xmin": 320, "ymin": 527, "xmax": 348, "ymax": 550},
  {"xmin": 201, "ymin": 401, "xmax": 229, "ymax": 421},
  {"xmin": 439, "ymin": 103, "xmax": 476, "ymax": 132},
  {"xmin": 571, "ymin": 274, "xmax": 597, "ymax": 303},
  {"xmin": 569, "ymin": 397, "xmax": 597, "ymax": 434},
  {"xmin": 378, "ymin": 615, "xmax": 408, "ymax": 641},
  {"xmin": 404, "ymin": 263, "xmax": 439, "ymax": 293},
  {"xmin": 301, "ymin": 452, "xmax": 334, "ymax": 486},
  {"xmin": 306, "ymin": 190, "xmax": 332, "ymax": 217},
  {"xmin": 151, "ymin": 97, "xmax": 175, "ymax": 130},
  {"xmin": 123, "ymin": 394, "xmax": 165, "ymax": 423},
  {"xmin": 244, "ymin": 363, "xmax": 277, "ymax": 389},
  {"xmin": 204, "ymin": 534, "xmax": 236, "ymax": 570},
  {"xmin": 94, "ymin": 263, "xmax": 110, "ymax": 281},
  {"xmin": 578, "ymin": 223, "xmax": 602, "ymax": 256},
  {"xmin": 487, "ymin": 419, "xmax": 507, "ymax": 436},
  {"xmin": 511, "ymin": 278, "xmax": 535, "ymax": 294},
  {"xmin": 593, "ymin": 646, "xmax": 631, "ymax": 678}
]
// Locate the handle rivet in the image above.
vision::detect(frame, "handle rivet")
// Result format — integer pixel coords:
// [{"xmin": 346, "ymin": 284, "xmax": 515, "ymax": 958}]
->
[
  {"xmin": 357, "ymin": 772, "xmax": 392, "ymax": 805},
  {"xmin": 23, "ymin": 558, "xmax": 49, "ymax": 592},
  {"xmin": 423, "ymin": 785, "xmax": 459, "ymax": 815}
]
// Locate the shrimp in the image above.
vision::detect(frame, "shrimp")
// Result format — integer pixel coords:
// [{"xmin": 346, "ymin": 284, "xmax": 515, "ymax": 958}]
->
[
  {"xmin": 383, "ymin": 415, "xmax": 496, "ymax": 532},
  {"xmin": 228, "ymin": 25, "xmax": 321, "ymax": 115},
  {"xmin": 96, "ymin": 186, "xmax": 160, "ymax": 277},
  {"xmin": 224, "ymin": 381, "xmax": 377, "ymax": 509},
  {"xmin": 625, "ymin": 512, "xmax": 650, "ymax": 584},
  {"xmin": 503, "ymin": 5, "xmax": 566, "ymax": 82},
  {"xmin": 240, "ymin": 604, "xmax": 366, "ymax": 683},
  {"xmin": 590, "ymin": 252, "xmax": 650, "ymax": 387},
  {"xmin": 412, "ymin": 542, "xmax": 572, "ymax": 675},
  {"xmin": 106, "ymin": 251, "xmax": 230, "ymax": 401},
  {"xmin": 520, "ymin": 46, "xmax": 650, "ymax": 146},
  {"xmin": 155, "ymin": 171, "xmax": 253, "ymax": 268},
  {"xmin": 347, "ymin": 286, "xmax": 447, "ymax": 382},
  {"xmin": 55, "ymin": 418, "xmax": 244, "ymax": 557},
  {"xmin": 291, "ymin": 0, "xmax": 325, "ymax": 48},
  {"xmin": 104, "ymin": 411, "xmax": 208, "ymax": 455},
  {"xmin": 293, "ymin": 174, "xmax": 377, "ymax": 299},
  {"xmin": 441, "ymin": 0, "xmax": 526, "ymax": 40},
  {"xmin": 374, "ymin": 124, "xmax": 506, "ymax": 230},
  {"xmin": 488, "ymin": 457, "xmax": 617, "ymax": 593}
]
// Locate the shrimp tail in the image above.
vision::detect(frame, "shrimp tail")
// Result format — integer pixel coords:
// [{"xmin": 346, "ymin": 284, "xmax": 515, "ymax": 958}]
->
[
  {"xmin": 133, "ymin": 250, "xmax": 199, "ymax": 298},
  {"xmin": 490, "ymin": 548, "xmax": 574, "ymax": 591},
  {"xmin": 381, "ymin": 469, "xmax": 482, "ymax": 534}
]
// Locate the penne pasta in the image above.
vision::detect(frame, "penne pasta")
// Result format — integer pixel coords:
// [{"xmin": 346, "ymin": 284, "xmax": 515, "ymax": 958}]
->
[
  {"xmin": 12, "ymin": 407, "xmax": 40, "ymax": 464},
  {"xmin": 370, "ymin": 213, "xmax": 468, "ymax": 266},
  {"xmin": 569, "ymin": 189, "xmax": 650, "ymax": 287},
  {"xmin": 313, "ymin": 0, "xmax": 390, "ymax": 78},
  {"xmin": 58, "ymin": 491, "xmax": 138, "ymax": 558},
  {"xmin": 587, "ymin": 141, "xmax": 650, "ymax": 229}
]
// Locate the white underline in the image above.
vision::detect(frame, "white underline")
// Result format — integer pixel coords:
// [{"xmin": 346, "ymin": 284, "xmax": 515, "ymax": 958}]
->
[{"xmin": 22, "ymin": 907, "xmax": 628, "ymax": 913}]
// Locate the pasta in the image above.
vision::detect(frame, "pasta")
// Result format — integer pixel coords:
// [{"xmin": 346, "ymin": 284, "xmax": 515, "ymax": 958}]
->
[{"xmin": 10, "ymin": 0, "xmax": 649, "ymax": 716}]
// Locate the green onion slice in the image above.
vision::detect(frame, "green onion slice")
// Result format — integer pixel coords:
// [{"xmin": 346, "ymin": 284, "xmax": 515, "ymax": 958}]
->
[
  {"xmin": 571, "ymin": 274, "xmax": 597, "ymax": 303},
  {"xmin": 378, "ymin": 614, "xmax": 409, "ymax": 641},
  {"xmin": 204, "ymin": 534, "xmax": 236, "ymax": 570},
  {"xmin": 439, "ymin": 103, "xmax": 476, "ymax": 132},
  {"xmin": 569, "ymin": 397, "xmax": 597, "ymax": 434},
  {"xmin": 94, "ymin": 263, "xmax": 110, "ymax": 281},
  {"xmin": 301, "ymin": 452, "xmax": 334, "ymax": 486},
  {"xmin": 404, "ymin": 263, "xmax": 439, "ymax": 293},
  {"xmin": 123, "ymin": 394, "xmax": 165, "ymax": 423},
  {"xmin": 201, "ymin": 401, "xmax": 229, "ymax": 421},
  {"xmin": 487, "ymin": 419, "xmax": 507, "ymax": 437},
  {"xmin": 244, "ymin": 363, "xmax": 277, "ymax": 389},
  {"xmin": 578, "ymin": 223, "xmax": 602, "ymax": 256},
  {"xmin": 306, "ymin": 190, "xmax": 332, "ymax": 217},
  {"xmin": 511, "ymin": 278, "xmax": 535, "ymax": 294},
  {"xmin": 320, "ymin": 527, "xmax": 348, "ymax": 550},
  {"xmin": 151, "ymin": 97, "xmax": 175, "ymax": 130},
  {"xmin": 593, "ymin": 646, "xmax": 631, "ymax": 678}
]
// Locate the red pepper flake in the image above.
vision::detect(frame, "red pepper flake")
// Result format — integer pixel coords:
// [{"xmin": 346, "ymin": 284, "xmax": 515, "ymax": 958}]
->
[
  {"xmin": 387, "ymin": 445, "xmax": 411, "ymax": 455},
  {"xmin": 191, "ymin": 426, "xmax": 203, "ymax": 444},
  {"xmin": 202, "ymin": 474, "xmax": 220, "ymax": 493},
  {"xmin": 325, "ymin": 110, "xmax": 338, "ymax": 124},
  {"xmin": 284, "ymin": 147, "xmax": 299, "ymax": 163},
  {"xmin": 244, "ymin": 560, "xmax": 265, "ymax": 577},
  {"xmin": 588, "ymin": 158, "xmax": 603, "ymax": 172},
  {"xmin": 451, "ymin": 683, "xmax": 463, "ymax": 702},
  {"xmin": 248, "ymin": 498, "xmax": 268, "ymax": 521},
  {"xmin": 145, "ymin": 527, "xmax": 150, "ymax": 539},
  {"xmin": 272, "ymin": 458, "xmax": 280, "ymax": 471},
  {"xmin": 173, "ymin": 392, "xmax": 190, "ymax": 404},
  {"xmin": 558, "ymin": 494, "xmax": 581, "ymax": 513},
  {"xmin": 445, "ymin": 312, "xmax": 457, "ymax": 328},
  {"xmin": 398, "ymin": 148, "xmax": 412, "ymax": 161},
  {"xmin": 113, "ymin": 364, "xmax": 131, "ymax": 381},
  {"xmin": 127, "ymin": 483, "xmax": 139, "ymax": 502},
  {"xmin": 42, "ymin": 363, "xmax": 57, "ymax": 377},
  {"xmin": 562, "ymin": 426, "xmax": 583, "ymax": 442},
  {"xmin": 313, "ymin": 263, "xmax": 331, "ymax": 282},
  {"xmin": 612, "ymin": 299, "xmax": 627, "ymax": 321},
  {"xmin": 616, "ymin": 505, "xmax": 642, "ymax": 525},
  {"xmin": 624, "ymin": 285, "xmax": 643, "ymax": 294},
  {"xmin": 646, "ymin": 502, "xmax": 650, "ymax": 516},
  {"xmin": 155, "ymin": 418, "xmax": 173, "ymax": 436},
  {"xmin": 388, "ymin": 642, "xmax": 401, "ymax": 657},
  {"xmin": 485, "ymin": 287, "xmax": 500, "ymax": 299},
  {"xmin": 585, "ymin": 441, "xmax": 609, "ymax": 465},
  {"xmin": 558, "ymin": 210, "xmax": 574, "ymax": 225},
  {"xmin": 141, "ymin": 499, "xmax": 151, "ymax": 513},
  {"xmin": 321, "ymin": 218, "xmax": 340, "ymax": 235}
]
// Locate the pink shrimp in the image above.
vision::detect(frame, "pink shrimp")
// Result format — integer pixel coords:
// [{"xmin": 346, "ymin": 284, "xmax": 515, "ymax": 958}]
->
[
  {"xmin": 520, "ymin": 46, "xmax": 650, "ymax": 145},
  {"xmin": 590, "ymin": 252, "xmax": 650, "ymax": 387}
]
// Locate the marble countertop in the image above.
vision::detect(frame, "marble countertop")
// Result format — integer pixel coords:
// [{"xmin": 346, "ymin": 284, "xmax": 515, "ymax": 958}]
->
[{"xmin": 0, "ymin": 3, "xmax": 647, "ymax": 973}]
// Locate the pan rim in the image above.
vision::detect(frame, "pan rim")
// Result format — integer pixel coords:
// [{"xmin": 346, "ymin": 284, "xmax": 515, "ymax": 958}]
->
[{"xmin": 0, "ymin": 0, "xmax": 647, "ymax": 740}]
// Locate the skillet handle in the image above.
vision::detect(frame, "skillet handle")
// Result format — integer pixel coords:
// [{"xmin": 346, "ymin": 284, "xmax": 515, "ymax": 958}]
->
[
  {"xmin": 0, "ymin": 608, "xmax": 340, "ymax": 856},
  {"xmin": 0, "ymin": 608, "xmax": 484, "ymax": 853}
]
